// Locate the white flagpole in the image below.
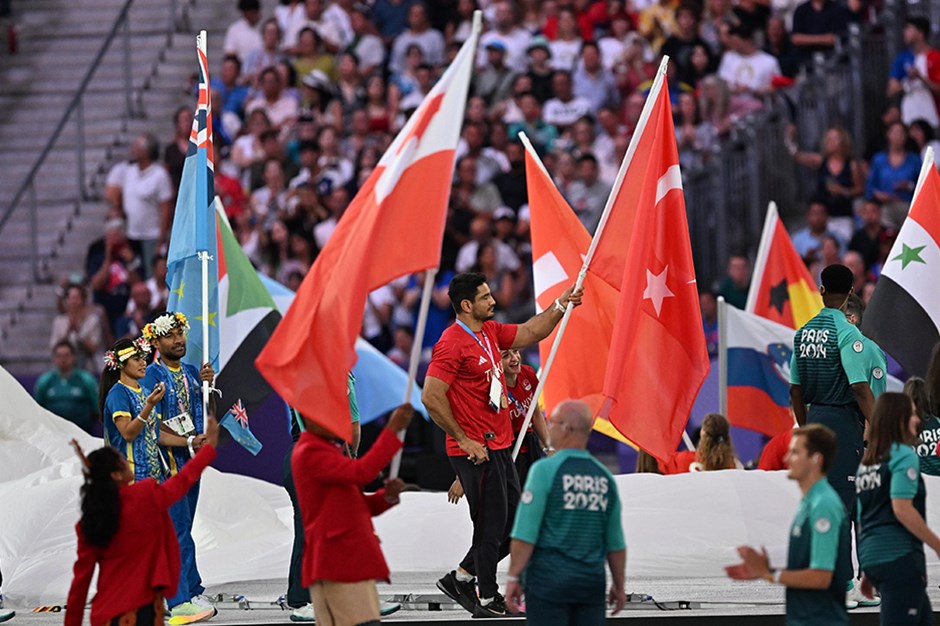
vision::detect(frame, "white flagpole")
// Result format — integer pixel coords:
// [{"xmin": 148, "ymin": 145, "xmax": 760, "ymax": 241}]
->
[
  {"xmin": 912, "ymin": 146, "xmax": 934, "ymax": 199},
  {"xmin": 745, "ymin": 202, "xmax": 777, "ymax": 314},
  {"xmin": 510, "ymin": 59, "xmax": 670, "ymax": 461},
  {"xmin": 197, "ymin": 30, "xmax": 211, "ymax": 422},
  {"xmin": 388, "ymin": 268, "xmax": 437, "ymax": 478},
  {"xmin": 718, "ymin": 296, "xmax": 728, "ymax": 417}
]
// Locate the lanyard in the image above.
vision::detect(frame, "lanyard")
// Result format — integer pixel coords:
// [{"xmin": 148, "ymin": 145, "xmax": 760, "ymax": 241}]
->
[
  {"xmin": 506, "ymin": 387, "xmax": 523, "ymax": 412},
  {"xmin": 161, "ymin": 358, "xmax": 192, "ymax": 415},
  {"xmin": 455, "ymin": 320, "xmax": 498, "ymax": 370}
]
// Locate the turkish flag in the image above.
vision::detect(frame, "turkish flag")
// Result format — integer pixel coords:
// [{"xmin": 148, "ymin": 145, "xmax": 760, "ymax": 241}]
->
[
  {"xmin": 255, "ymin": 25, "xmax": 479, "ymax": 442},
  {"xmin": 525, "ymin": 145, "xmax": 623, "ymax": 436},
  {"xmin": 600, "ymin": 79, "xmax": 710, "ymax": 462},
  {"xmin": 746, "ymin": 203, "xmax": 823, "ymax": 329}
]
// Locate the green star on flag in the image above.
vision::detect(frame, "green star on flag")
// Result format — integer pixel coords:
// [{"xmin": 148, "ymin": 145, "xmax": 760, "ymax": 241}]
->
[{"xmin": 891, "ymin": 243, "xmax": 927, "ymax": 269}]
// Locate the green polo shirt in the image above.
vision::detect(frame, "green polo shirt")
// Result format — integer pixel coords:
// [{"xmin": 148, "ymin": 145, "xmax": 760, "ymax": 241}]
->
[
  {"xmin": 916, "ymin": 416, "xmax": 940, "ymax": 476},
  {"xmin": 511, "ymin": 448, "xmax": 625, "ymax": 603},
  {"xmin": 33, "ymin": 368, "xmax": 99, "ymax": 432},
  {"xmin": 860, "ymin": 336, "xmax": 888, "ymax": 398},
  {"xmin": 856, "ymin": 443, "xmax": 925, "ymax": 567},
  {"xmin": 785, "ymin": 478, "xmax": 851, "ymax": 626},
  {"xmin": 790, "ymin": 308, "xmax": 868, "ymax": 406}
]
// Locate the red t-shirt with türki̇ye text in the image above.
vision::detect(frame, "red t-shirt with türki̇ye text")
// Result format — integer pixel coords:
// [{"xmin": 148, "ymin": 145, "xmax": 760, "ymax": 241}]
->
[
  {"xmin": 426, "ymin": 320, "xmax": 518, "ymax": 456},
  {"xmin": 508, "ymin": 364, "xmax": 539, "ymax": 452}
]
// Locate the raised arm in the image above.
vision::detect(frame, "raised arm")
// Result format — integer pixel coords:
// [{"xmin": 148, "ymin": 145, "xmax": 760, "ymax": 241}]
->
[{"xmin": 511, "ymin": 285, "xmax": 583, "ymax": 349}]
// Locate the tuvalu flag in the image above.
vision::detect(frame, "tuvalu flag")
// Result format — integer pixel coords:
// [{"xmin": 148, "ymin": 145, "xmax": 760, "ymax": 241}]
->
[
  {"xmin": 255, "ymin": 14, "xmax": 482, "ymax": 442},
  {"xmin": 166, "ymin": 32, "xmax": 219, "ymax": 371},
  {"xmin": 863, "ymin": 149, "xmax": 940, "ymax": 377},
  {"xmin": 599, "ymin": 69, "xmax": 710, "ymax": 462},
  {"xmin": 745, "ymin": 202, "xmax": 822, "ymax": 329},
  {"xmin": 522, "ymin": 136, "xmax": 624, "ymax": 442},
  {"xmin": 218, "ymin": 399, "xmax": 263, "ymax": 455}
]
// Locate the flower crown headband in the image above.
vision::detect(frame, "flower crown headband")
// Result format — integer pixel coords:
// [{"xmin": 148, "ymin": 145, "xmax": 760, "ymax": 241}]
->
[
  {"xmin": 142, "ymin": 312, "xmax": 190, "ymax": 342},
  {"xmin": 103, "ymin": 337, "xmax": 152, "ymax": 371}
]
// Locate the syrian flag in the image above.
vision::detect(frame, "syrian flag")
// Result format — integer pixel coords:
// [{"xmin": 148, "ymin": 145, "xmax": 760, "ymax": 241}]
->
[
  {"xmin": 863, "ymin": 150, "xmax": 940, "ymax": 377},
  {"xmin": 215, "ymin": 203, "xmax": 281, "ymax": 418}
]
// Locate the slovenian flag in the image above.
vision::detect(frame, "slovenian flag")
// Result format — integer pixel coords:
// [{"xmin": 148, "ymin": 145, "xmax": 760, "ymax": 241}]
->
[{"xmin": 863, "ymin": 149, "xmax": 940, "ymax": 377}]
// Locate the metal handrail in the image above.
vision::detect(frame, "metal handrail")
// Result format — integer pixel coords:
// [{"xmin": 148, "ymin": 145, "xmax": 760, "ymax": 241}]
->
[{"xmin": 0, "ymin": 0, "xmax": 180, "ymax": 280}]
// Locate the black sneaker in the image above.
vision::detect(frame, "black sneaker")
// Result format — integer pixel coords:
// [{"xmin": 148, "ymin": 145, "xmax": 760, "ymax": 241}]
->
[
  {"xmin": 436, "ymin": 570, "xmax": 477, "ymax": 613},
  {"xmin": 473, "ymin": 594, "xmax": 507, "ymax": 619}
]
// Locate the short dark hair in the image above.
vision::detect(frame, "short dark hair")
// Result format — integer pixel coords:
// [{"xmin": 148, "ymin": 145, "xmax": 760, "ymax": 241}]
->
[
  {"xmin": 907, "ymin": 16, "xmax": 931, "ymax": 39},
  {"xmin": 821, "ymin": 264, "xmax": 854, "ymax": 295},
  {"xmin": 580, "ymin": 40, "xmax": 600, "ymax": 55},
  {"xmin": 448, "ymin": 272, "xmax": 487, "ymax": 313},
  {"xmin": 52, "ymin": 340, "xmax": 75, "ymax": 354},
  {"xmin": 793, "ymin": 424, "xmax": 838, "ymax": 474},
  {"xmin": 238, "ymin": 0, "xmax": 260, "ymax": 12},
  {"xmin": 222, "ymin": 53, "xmax": 243, "ymax": 73},
  {"xmin": 577, "ymin": 153, "xmax": 598, "ymax": 167}
]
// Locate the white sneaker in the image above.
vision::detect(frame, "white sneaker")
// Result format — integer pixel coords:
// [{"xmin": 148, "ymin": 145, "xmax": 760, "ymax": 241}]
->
[
  {"xmin": 190, "ymin": 595, "xmax": 216, "ymax": 611},
  {"xmin": 846, "ymin": 579, "xmax": 880, "ymax": 608},
  {"xmin": 289, "ymin": 604, "xmax": 315, "ymax": 622}
]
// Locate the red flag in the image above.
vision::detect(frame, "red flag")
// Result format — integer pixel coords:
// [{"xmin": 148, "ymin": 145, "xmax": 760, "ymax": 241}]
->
[
  {"xmin": 600, "ymin": 75, "xmax": 710, "ymax": 462},
  {"xmin": 524, "ymin": 143, "xmax": 625, "ymax": 440},
  {"xmin": 745, "ymin": 203, "xmax": 822, "ymax": 329},
  {"xmin": 255, "ymin": 23, "xmax": 480, "ymax": 442}
]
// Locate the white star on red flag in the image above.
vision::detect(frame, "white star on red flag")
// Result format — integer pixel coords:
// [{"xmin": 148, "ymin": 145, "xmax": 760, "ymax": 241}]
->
[{"xmin": 643, "ymin": 266, "xmax": 674, "ymax": 316}]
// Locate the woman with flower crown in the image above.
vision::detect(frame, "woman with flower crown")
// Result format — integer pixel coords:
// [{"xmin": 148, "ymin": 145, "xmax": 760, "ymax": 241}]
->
[{"xmin": 98, "ymin": 337, "xmax": 191, "ymax": 482}]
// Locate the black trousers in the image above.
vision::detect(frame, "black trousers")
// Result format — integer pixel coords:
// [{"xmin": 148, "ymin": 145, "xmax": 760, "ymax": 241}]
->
[
  {"xmin": 283, "ymin": 442, "xmax": 311, "ymax": 608},
  {"xmin": 450, "ymin": 448, "xmax": 521, "ymax": 599}
]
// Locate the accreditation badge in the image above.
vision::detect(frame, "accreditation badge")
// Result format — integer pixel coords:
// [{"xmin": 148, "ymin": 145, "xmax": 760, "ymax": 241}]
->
[
  {"xmin": 164, "ymin": 411, "xmax": 197, "ymax": 437},
  {"xmin": 488, "ymin": 373, "xmax": 503, "ymax": 412}
]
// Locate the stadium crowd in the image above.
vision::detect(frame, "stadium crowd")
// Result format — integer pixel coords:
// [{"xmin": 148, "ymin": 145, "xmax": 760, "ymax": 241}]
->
[{"xmin": 40, "ymin": 0, "xmax": 939, "ymax": 397}]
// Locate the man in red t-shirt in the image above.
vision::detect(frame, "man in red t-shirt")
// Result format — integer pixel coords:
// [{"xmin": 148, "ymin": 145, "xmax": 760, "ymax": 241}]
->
[{"xmin": 423, "ymin": 272, "xmax": 582, "ymax": 618}]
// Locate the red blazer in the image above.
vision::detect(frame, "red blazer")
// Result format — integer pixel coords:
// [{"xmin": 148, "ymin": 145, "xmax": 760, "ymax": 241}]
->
[
  {"xmin": 292, "ymin": 427, "xmax": 403, "ymax": 586},
  {"xmin": 65, "ymin": 445, "xmax": 216, "ymax": 626}
]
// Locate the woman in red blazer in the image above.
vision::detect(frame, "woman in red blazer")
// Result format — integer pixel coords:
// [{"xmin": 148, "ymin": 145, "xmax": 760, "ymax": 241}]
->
[
  {"xmin": 292, "ymin": 404, "xmax": 414, "ymax": 626},
  {"xmin": 65, "ymin": 414, "xmax": 219, "ymax": 626}
]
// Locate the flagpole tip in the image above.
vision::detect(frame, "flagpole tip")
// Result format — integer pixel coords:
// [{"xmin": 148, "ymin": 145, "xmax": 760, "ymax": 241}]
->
[{"xmin": 472, "ymin": 10, "xmax": 483, "ymax": 33}]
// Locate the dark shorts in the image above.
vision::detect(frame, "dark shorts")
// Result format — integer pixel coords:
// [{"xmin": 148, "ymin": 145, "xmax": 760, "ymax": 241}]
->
[
  {"xmin": 524, "ymin": 595, "xmax": 605, "ymax": 626},
  {"xmin": 863, "ymin": 551, "xmax": 932, "ymax": 626}
]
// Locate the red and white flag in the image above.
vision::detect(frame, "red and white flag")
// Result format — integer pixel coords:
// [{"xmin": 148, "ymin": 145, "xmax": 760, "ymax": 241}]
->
[
  {"xmin": 599, "ymin": 72, "xmax": 711, "ymax": 462},
  {"xmin": 255, "ymin": 17, "xmax": 481, "ymax": 441}
]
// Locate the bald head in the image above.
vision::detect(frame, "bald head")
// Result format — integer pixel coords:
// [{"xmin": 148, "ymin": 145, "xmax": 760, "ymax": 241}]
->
[{"xmin": 550, "ymin": 400, "xmax": 594, "ymax": 449}]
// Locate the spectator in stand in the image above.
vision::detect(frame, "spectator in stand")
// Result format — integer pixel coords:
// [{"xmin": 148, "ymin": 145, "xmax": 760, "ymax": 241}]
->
[
  {"xmin": 346, "ymin": 3, "xmax": 386, "ymax": 76},
  {"xmin": 543, "ymin": 71, "xmax": 592, "ymax": 131},
  {"xmin": 294, "ymin": 28, "xmax": 337, "ymax": 83},
  {"xmin": 676, "ymin": 91, "xmax": 705, "ymax": 170},
  {"xmin": 566, "ymin": 154, "xmax": 609, "ymax": 234},
  {"xmin": 452, "ymin": 156, "xmax": 503, "ymax": 216},
  {"xmin": 790, "ymin": 0, "xmax": 850, "ymax": 65},
  {"xmin": 791, "ymin": 200, "xmax": 844, "ymax": 260},
  {"xmin": 322, "ymin": 0, "xmax": 355, "ymax": 49},
  {"xmin": 471, "ymin": 240, "xmax": 520, "ymax": 321},
  {"xmin": 276, "ymin": 0, "xmax": 305, "ymax": 44},
  {"xmin": 157, "ymin": 109, "xmax": 191, "ymax": 212},
  {"xmin": 718, "ymin": 22, "xmax": 781, "ymax": 118},
  {"xmin": 790, "ymin": 127, "xmax": 864, "ymax": 241},
  {"xmin": 314, "ymin": 187, "xmax": 350, "ymax": 250},
  {"xmin": 661, "ymin": 3, "xmax": 713, "ymax": 86},
  {"xmin": 598, "ymin": 11, "xmax": 633, "ymax": 73},
  {"xmin": 639, "ymin": 0, "xmax": 679, "ymax": 53},
  {"xmin": 701, "ymin": 290, "xmax": 719, "ymax": 357},
  {"xmin": 248, "ymin": 128, "xmax": 297, "ymax": 190},
  {"xmin": 224, "ymin": 0, "xmax": 263, "ymax": 64},
  {"xmin": 456, "ymin": 121, "xmax": 509, "ymax": 184},
  {"xmin": 474, "ymin": 42, "xmax": 516, "ymax": 107},
  {"xmin": 245, "ymin": 67, "xmax": 300, "ymax": 141},
  {"xmin": 908, "ymin": 118, "xmax": 940, "ymax": 166},
  {"xmin": 616, "ymin": 32, "xmax": 658, "ymax": 99},
  {"xmin": 506, "ymin": 94, "xmax": 558, "ymax": 154},
  {"xmin": 389, "ymin": 2, "xmax": 445, "ymax": 74},
  {"xmin": 546, "ymin": 8, "xmax": 582, "ymax": 73},
  {"xmin": 251, "ymin": 158, "xmax": 291, "ymax": 230},
  {"xmin": 849, "ymin": 199, "xmax": 887, "ymax": 270},
  {"xmin": 115, "ymin": 282, "xmax": 158, "ymax": 341},
  {"xmin": 34, "ymin": 341, "xmax": 100, "ymax": 433},
  {"xmin": 372, "ymin": 0, "xmax": 419, "ymax": 45},
  {"xmin": 316, "ymin": 125, "xmax": 354, "ymax": 190},
  {"xmin": 283, "ymin": 0, "xmax": 343, "ymax": 53},
  {"xmin": 572, "ymin": 41, "xmax": 620, "ymax": 112},
  {"xmin": 209, "ymin": 54, "xmax": 251, "ymax": 120},
  {"xmin": 443, "ymin": 0, "xmax": 476, "ymax": 45},
  {"xmin": 764, "ymin": 15, "xmax": 801, "ymax": 78},
  {"xmin": 865, "ymin": 120, "xmax": 921, "ymax": 228},
  {"xmin": 86, "ymin": 218, "xmax": 142, "ymax": 336},
  {"xmin": 887, "ymin": 16, "xmax": 940, "ymax": 129},
  {"xmin": 50, "ymin": 284, "xmax": 106, "ymax": 374},
  {"xmin": 525, "ymin": 36, "xmax": 555, "ymax": 104},
  {"xmin": 477, "ymin": 1, "xmax": 531, "ymax": 73},
  {"xmin": 299, "ymin": 68, "xmax": 341, "ymax": 125},
  {"xmin": 732, "ymin": 0, "xmax": 771, "ymax": 42},
  {"xmin": 842, "ymin": 250, "xmax": 869, "ymax": 295},
  {"xmin": 698, "ymin": 74, "xmax": 732, "ymax": 142},
  {"xmin": 492, "ymin": 142, "xmax": 527, "ymax": 211},
  {"xmin": 144, "ymin": 255, "xmax": 169, "ymax": 312},
  {"xmin": 716, "ymin": 254, "xmax": 751, "ymax": 310},
  {"xmin": 364, "ymin": 73, "xmax": 398, "ymax": 134},
  {"xmin": 110, "ymin": 134, "xmax": 174, "ymax": 273},
  {"xmin": 244, "ymin": 19, "xmax": 286, "ymax": 87},
  {"xmin": 362, "ymin": 284, "xmax": 398, "ymax": 353},
  {"xmin": 700, "ymin": 0, "xmax": 732, "ymax": 54},
  {"xmin": 456, "ymin": 215, "xmax": 521, "ymax": 275}
]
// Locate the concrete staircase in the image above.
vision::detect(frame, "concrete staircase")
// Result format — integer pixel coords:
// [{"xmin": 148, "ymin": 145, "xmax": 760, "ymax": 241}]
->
[{"xmin": 0, "ymin": 0, "xmax": 233, "ymax": 376}]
